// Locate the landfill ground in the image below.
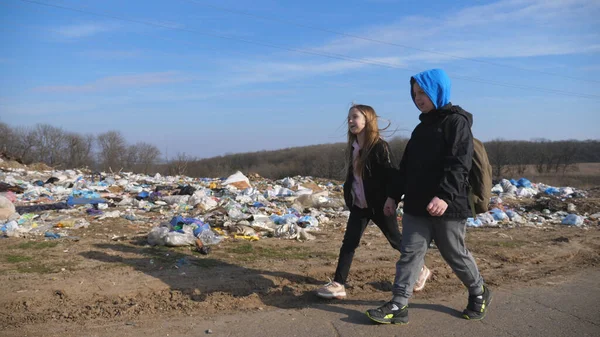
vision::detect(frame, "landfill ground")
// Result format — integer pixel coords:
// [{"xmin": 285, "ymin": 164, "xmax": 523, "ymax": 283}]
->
[
  {"xmin": 1, "ymin": 158, "xmax": 600, "ymax": 335},
  {"xmin": 1, "ymin": 210, "xmax": 599, "ymax": 334}
]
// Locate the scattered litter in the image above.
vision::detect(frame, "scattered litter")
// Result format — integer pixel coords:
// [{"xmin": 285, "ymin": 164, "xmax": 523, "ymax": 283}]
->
[
  {"xmin": 0, "ymin": 165, "xmax": 596, "ymax": 247},
  {"xmin": 562, "ymin": 214, "xmax": 584, "ymax": 226}
]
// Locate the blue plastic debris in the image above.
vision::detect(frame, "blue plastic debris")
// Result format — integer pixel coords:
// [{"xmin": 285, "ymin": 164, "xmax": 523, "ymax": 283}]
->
[
  {"xmin": 562, "ymin": 214, "xmax": 584, "ymax": 226},
  {"xmin": 44, "ymin": 231, "xmax": 61, "ymax": 239},
  {"xmin": 516, "ymin": 178, "xmax": 532, "ymax": 188},
  {"xmin": 67, "ymin": 196, "xmax": 107, "ymax": 206}
]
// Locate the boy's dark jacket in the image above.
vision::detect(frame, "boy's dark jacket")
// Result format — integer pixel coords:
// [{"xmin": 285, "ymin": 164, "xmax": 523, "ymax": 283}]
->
[
  {"xmin": 387, "ymin": 69, "xmax": 474, "ymax": 219},
  {"xmin": 343, "ymin": 139, "xmax": 395, "ymax": 212}
]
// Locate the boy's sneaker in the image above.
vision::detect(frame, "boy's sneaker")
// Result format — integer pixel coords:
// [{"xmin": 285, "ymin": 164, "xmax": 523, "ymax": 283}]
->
[
  {"xmin": 462, "ymin": 285, "xmax": 492, "ymax": 320},
  {"xmin": 366, "ymin": 301, "xmax": 409, "ymax": 325},
  {"xmin": 316, "ymin": 280, "xmax": 346, "ymax": 299},
  {"xmin": 413, "ymin": 265, "xmax": 431, "ymax": 292}
]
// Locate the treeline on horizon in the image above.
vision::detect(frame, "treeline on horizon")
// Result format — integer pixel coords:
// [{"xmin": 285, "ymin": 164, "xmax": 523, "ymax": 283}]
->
[{"xmin": 2, "ymin": 122, "xmax": 599, "ymax": 181}]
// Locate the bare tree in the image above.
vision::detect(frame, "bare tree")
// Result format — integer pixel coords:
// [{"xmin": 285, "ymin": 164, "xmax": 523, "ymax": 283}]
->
[
  {"xmin": 65, "ymin": 133, "xmax": 94, "ymax": 169},
  {"xmin": 123, "ymin": 144, "xmax": 140, "ymax": 172},
  {"xmin": 168, "ymin": 152, "xmax": 191, "ymax": 176},
  {"xmin": 511, "ymin": 141, "xmax": 529, "ymax": 176},
  {"xmin": 136, "ymin": 142, "xmax": 161, "ymax": 174},
  {"xmin": 13, "ymin": 126, "xmax": 39, "ymax": 163},
  {"xmin": 486, "ymin": 139, "xmax": 510, "ymax": 179},
  {"xmin": 556, "ymin": 141, "xmax": 579, "ymax": 175},
  {"xmin": 0, "ymin": 122, "xmax": 16, "ymax": 154},
  {"xmin": 97, "ymin": 131, "xmax": 127, "ymax": 172}
]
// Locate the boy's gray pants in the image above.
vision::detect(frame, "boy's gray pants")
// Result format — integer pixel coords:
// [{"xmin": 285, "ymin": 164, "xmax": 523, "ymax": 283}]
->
[{"xmin": 393, "ymin": 213, "xmax": 483, "ymax": 302}]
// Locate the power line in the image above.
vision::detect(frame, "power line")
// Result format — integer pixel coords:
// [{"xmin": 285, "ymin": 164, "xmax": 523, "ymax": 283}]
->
[
  {"xmin": 12, "ymin": 0, "xmax": 600, "ymax": 100},
  {"xmin": 179, "ymin": 0, "xmax": 600, "ymax": 84}
]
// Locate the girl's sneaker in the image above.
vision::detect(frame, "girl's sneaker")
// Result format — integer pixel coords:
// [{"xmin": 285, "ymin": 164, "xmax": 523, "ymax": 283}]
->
[
  {"xmin": 316, "ymin": 280, "xmax": 346, "ymax": 299},
  {"xmin": 414, "ymin": 265, "xmax": 431, "ymax": 292}
]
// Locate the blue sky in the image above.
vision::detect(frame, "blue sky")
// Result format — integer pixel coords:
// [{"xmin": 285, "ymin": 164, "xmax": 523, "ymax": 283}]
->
[{"xmin": 1, "ymin": 0, "xmax": 599, "ymax": 158}]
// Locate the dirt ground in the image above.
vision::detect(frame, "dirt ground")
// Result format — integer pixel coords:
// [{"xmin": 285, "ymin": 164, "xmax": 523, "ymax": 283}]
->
[{"xmin": 1, "ymin": 207, "xmax": 599, "ymax": 333}]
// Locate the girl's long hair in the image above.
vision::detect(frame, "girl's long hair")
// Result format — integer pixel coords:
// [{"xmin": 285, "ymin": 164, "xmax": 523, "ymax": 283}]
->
[{"xmin": 346, "ymin": 104, "xmax": 389, "ymax": 177}]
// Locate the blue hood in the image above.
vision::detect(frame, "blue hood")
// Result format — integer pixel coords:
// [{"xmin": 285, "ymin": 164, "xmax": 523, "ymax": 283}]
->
[{"xmin": 410, "ymin": 69, "xmax": 451, "ymax": 110}]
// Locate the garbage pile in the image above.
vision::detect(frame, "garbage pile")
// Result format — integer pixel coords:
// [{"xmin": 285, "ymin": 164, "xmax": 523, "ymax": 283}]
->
[
  {"xmin": 466, "ymin": 178, "xmax": 598, "ymax": 228},
  {"xmin": 0, "ymin": 167, "xmax": 348, "ymax": 247},
  {"xmin": 1, "ymin": 164, "xmax": 598, "ymax": 245}
]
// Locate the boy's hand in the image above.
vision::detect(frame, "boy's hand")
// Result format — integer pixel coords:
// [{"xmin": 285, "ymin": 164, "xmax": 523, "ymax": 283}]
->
[
  {"xmin": 427, "ymin": 197, "xmax": 448, "ymax": 216},
  {"xmin": 383, "ymin": 197, "xmax": 397, "ymax": 216}
]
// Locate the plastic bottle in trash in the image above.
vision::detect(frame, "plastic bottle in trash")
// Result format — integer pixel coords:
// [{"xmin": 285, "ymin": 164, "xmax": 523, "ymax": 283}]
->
[{"xmin": 198, "ymin": 229, "xmax": 222, "ymax": 246}]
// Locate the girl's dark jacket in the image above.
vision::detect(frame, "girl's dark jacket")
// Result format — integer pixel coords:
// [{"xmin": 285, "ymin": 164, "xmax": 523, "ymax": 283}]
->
[{"xmin": 343, "ymin": 139, "xmax": 395, "ymax": 212}]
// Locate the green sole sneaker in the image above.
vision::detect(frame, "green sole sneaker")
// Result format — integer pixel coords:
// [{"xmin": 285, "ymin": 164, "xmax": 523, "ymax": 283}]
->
[
  {"xmin": 365, "ymin": 302, "xmax": 409, "ymax": 325},
  {"xmin": 463, "ymin": 285, "xmax": 493, "ymax": 320}
]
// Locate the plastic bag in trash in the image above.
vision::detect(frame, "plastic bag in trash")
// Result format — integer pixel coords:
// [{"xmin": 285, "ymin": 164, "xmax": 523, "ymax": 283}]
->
[
  {"xmin": 476, "ymin": 213, "xmax": 498, "ymax": 227},
  {"xmin": 71, "ymin": 189, "xmax": 101, "ymax": 199},
  {"xmin": 1, "ymin": 220, "xmax": 19, "ymax": 237},
  {"xmin": 223, "ymin": 171, "xmax": 251, "ymax": 189},
  {"xmin": 559, "ymin": 187, "xmax": 574, "ymax": 196},
  {"xmin": 282, "ymin": 177, "xmax": 295, "ymax": 188},
  {"xmin": 147, "ymin": 227, "xmax": 169, "ymax": 246},
  {"xmin": 490, "ymin": 208, "xmax": 508, "ymax": 221},
  {"xmin": 516, "ymin": 178, "xmax": 532, "ymax": 188},
  {"xmin": 516, "ymin": 187, "xmax": 537, "ymax": 198},
  {"xmin": 545, "ymin": 187, "xmax": 560, "ymax": 195},
  {"xmin": 148, "ymin": 224, "xmax": 197, "ymax": 246},
  {"xmin": 489, "ymin": 196, "xmax": 503, "ymax": 205},
  {"xmin": 198, "ymin": 229, "xmax": 223, "ymax": 246},
  {"xmin": 466, "ymin": 218, "xmax": 483, "ymax": 227},
  {"xmin": 0, "ymin": 195, "xmax": 16, "ymax": 221},
  {"xmin": 265, "ymin": 187, "xmax": 295, "ymax": 198},
  {"xmin": 561, "ymin": 214, "xmax": 584, "ymax": 226},
  {"xmin": 189, "ymin": 190, "xmax": 217, "ymax": 209},
  {"xmin": 192, "ymin": 222, "xmax": 211, "ymax": 237},
  {"xmin": 98, "ymin": 211, "xmax": 121, "ymax": 219},
  {"xmin": 297, "ymin": 215, "xmax": 319, "ymax": 229},
  {"xmin": 67, "ymin": 196, "xmax": 107, "ymax": 206},
  {"xmin": 227, "ymin": 208, "xmax": 247, "ymax": 220},
  {"xmin": 491, "ymin": 184, "xmax": 503, "ymax": 194},
  {"xmin": 170, "ymin": 216, "xmax": 204, "ymax": 232},
  {"xmin": 505, "ymin": 210, "xmax": 524, "ymax": 223},
  {"xmin": 500, "ymin": 179, "xmax": 512, "ymax": 191},
  {"xmin": 271, "ymin": 214, "xmax": 299, "ymax": 225},
  {"xmin": 250, "ymin": 220, "xmax": 276, "ymax": 233},
  {"xmin": 160, "ymin": 195, "xmax": 190, "ymax": 205},
  {"xmin": 165, "ymin": 230, "xmax": 196, "ymax": 246},
  {"xmin": 274, "ymin": 223, "xmax": 314, "ymax": 241}
]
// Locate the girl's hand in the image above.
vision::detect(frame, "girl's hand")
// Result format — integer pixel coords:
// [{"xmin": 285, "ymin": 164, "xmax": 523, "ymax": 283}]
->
[
  {"xmin": 427, "ymin": 197, "xmax": 448, "ymax": 216},
  {"xmin": 383, "ymin": 197, "xmax": 397, "ymax": 216}
]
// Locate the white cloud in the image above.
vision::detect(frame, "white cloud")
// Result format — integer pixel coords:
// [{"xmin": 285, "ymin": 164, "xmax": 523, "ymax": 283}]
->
[
  {"xmin": 315, "ymin": 0, "xmax": 600, "ymax": 61},
  {"xmin": 78, "ymin": 49, "xmax": 141, "ymax": 59},
  {"xmin": 0, "ymin": 101, "xmax": 95, "ymax": 116},
  {"xmin": 54, "ymin": 22, "xmax": 119, "ymax": 39},
  {"xmin": 220, "ymin": 57, "xmax": 407, "ymax": 86},
  {"xmin": 33, "ymin": 71, "xmax": 188, "ymax": 93},
  {"xmin": 218, "ymin": 0, "xmax": 599, "ymax": 87}
]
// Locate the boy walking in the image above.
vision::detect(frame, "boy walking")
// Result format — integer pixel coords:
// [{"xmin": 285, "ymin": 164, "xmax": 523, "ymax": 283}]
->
[{"xmin": 366, "ymin": 69, "xmax": 491, "ymax": 325}]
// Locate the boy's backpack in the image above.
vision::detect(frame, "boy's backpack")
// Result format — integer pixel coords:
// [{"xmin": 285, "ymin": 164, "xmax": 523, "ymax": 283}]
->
[
  {"xmin": 442, "ymin": 112, "xmax": 493, "ymax": 217},
  {"xmin": 469, "ymin": 138, "xmax": 493, "ymax": 217}
]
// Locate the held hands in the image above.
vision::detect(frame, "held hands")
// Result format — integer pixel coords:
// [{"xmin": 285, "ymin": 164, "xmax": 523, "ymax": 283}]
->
[
  {"xmin": 427, "ymin": 197, "xmax": 448, "ymax": 217},
  {"xmin": 383, "ymin": 197, "xmax": 397, "ymax": 216}
]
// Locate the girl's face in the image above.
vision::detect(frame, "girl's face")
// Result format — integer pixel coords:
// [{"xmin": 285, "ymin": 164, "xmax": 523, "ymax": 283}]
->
[
  {"xmin": 412, "ymin": 82, "xmax": 435, "ymax": 113},
  {"xmin": 348, "ymin": 108, "xmax": 367, "ymax": 135}
]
